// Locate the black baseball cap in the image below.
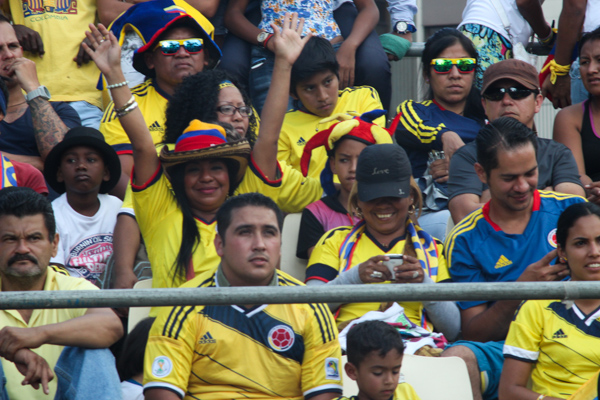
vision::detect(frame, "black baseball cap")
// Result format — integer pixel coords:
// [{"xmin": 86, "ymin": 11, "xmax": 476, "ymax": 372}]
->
[{"xmin": 356, "ymin": 144, "xmax": 412, "ymax": 202}]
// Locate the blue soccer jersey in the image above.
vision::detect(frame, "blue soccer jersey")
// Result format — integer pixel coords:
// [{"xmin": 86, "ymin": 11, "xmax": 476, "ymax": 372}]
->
[{"xmin": 445, "ymin": 190, "xmax": 585, "ymax": 310}]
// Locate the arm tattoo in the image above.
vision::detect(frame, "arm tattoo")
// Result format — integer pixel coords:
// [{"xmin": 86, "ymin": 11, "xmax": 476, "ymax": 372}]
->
[{"xmin": 29, "ymin": 97, "xmax": 69, "ymax": 160}]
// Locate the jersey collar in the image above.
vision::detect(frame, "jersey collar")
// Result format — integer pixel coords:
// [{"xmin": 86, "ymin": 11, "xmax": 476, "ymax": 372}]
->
[{"xmin": 482, "ymin": 189, "xmax": 540, "ymax": 232}]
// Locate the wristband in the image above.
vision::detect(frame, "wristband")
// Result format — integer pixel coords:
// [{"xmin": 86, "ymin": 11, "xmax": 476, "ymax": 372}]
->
[
  {"xmin": 106, "ymin": 80, "xmax": 129, "ymax": 89},
  {"xmin": 541, "ymin": 59, "xmax": 570, "ymax": 85},
  {"xmin": 539, "ymin": 28, "xmax": 555, "ymax": 46},
  {"xmin": 262, "ymin": 33, "xmax": 274, "ymax": 49},
  {"xmin": 116, "ymin": 101, "xmax": 138, "ymax": 118},
  {"xmin": 114, "ymin": 96, "xmax": 135, "ymax": 114}
]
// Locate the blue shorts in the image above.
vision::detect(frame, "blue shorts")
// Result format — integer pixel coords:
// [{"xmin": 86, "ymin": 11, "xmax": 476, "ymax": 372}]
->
[{"xmin": 446, "ymin": 340, "xmax": 505, "ymax": 400}]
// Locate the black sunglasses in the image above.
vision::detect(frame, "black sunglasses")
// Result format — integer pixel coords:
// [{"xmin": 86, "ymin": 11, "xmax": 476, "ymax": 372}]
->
[{"xmin": 483, "ymin": 86, "xmax": 539, "ymax": 101}]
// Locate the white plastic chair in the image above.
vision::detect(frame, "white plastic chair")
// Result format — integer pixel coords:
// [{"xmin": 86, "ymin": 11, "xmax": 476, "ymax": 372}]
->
[
  {"xmin": 401, "ymin": 354, "xmax": 473, "ymax": 400},
  {"xmin": 280, "ymin": 213, "xmax": 308, "ymax": 281},
  {"xmin": 127, "ymin": 278, "xmax": 153, "ymax": 333}
]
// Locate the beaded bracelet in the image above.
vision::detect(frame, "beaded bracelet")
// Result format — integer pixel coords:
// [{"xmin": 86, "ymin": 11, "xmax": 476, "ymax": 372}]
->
[
  {"xmin": 106, "ymin": 80, "xmax": 129, "ymax": 89},
  {"xmin": 114, "ymin": 96, "xmax": 135, "ymax": 114},
  {"xmin": 116, "ymin": 101, "xmax": 138, "ymax": 118}
]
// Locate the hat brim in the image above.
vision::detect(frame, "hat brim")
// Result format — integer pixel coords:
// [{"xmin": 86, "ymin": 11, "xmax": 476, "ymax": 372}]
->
[
  {"xmin": 159, "ymin": 139, "xmax": 251, "ymax": 183},
  {"xmin": 44, "ymin": 134, "xmax": 122, "ymax": 195},
  {"xmin": 357, "ymin": 179, "xmax": 411, "ymax": 202},
  {"xmin": 133, "ymin": 15, "xmax": 222, "ymax": 77}
]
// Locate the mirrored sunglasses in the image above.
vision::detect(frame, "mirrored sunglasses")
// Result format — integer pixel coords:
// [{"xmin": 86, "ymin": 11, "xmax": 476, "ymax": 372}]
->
[
  {"xmin": 483, "ymin": 87, "xmax": 538, "ymax": 101},
  {"xmin": 154, "ymin": 39, "xmax": 203, "ymax": 55},
  {"xmin": 430, "ymin": 58, "xmax": 476, "ymax": 74}
]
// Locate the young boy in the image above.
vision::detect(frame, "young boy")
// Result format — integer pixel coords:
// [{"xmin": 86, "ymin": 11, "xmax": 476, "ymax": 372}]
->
[
  {"xmin": 277, "ymin": 36, "xmax": 385, "ymax": 180},
  {"xmin": 340, "ymin": 320, "xmax": 421, "ymax": 400},
  {"xmin": 43, "ymin": 127, "xmax": 122, "ymax": 285}
]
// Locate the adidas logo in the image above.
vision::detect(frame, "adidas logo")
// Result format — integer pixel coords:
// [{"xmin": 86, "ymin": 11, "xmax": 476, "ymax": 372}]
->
[
  {"xmin": 494, "ymin": 255, "xmax": 512, "ymax": 269},
  {"xmin": 296, "ymin": 137, "xmax": 306, "ymax": 146},
  {"xmin": 552, "ymin": 329, "xmax": 567, "ymax": 339},
  {"xmin": 198, "ymin": 332, "xmax": 216, "ymax": 344},
  {"xmin": 149, "ymin": 121, "xmax": 162, "ymax": 131}
]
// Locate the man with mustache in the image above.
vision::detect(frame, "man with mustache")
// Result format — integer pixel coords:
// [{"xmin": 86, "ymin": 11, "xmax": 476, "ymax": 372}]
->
[
  {"xmin": 143, "ymin": 193, "xmax": 343, "ymax": 400},
  {"xmin": 441, "ymin": 117, "xmax": 586, "ymax": 400},
  {"xmin": 0, "ymin": 187, "xmax": 123, "ymax": 399}
]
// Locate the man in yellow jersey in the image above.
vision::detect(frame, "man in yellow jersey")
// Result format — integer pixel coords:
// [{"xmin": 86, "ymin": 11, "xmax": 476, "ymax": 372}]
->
[
  {"xmin": 144, "ymin": 193, "xmax": 343, "ymax": 400},
  {"xmin": 0, "ymin": 187, "xmax": 123, "ymax": 400},
  {"xmin": 441, "ymin": 117, "xmax": 586, "ymax": 400}
]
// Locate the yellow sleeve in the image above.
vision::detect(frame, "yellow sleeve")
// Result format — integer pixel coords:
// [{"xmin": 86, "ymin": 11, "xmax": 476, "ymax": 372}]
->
[
  {"xmin": 433, "ymin": 240, "xmax": 450, "ymax": 282},
  {"xmin": 504, "ymin": 300, "xmax": 544, "ymax": 362},
  {"xmin": 395, "ymin": 382, "xmax": 421, "ymax": 400},
  {"xmin": 301, "ymin": 303, "xmax": 343, "ymax": 398},
  {"xmin": 277, "ymin": 124, "xmax": 293, "ymax": 167},
  {"xmin": 306, "ymin": 228, "xmax": 346, "ymax": 282},
  {"xmin": 143, "ymin": 305, "xmax": 199, "ymax": 397},
  {"xmin": 100, "ymin": 101, "xmax": 132, "ymax": 153}
]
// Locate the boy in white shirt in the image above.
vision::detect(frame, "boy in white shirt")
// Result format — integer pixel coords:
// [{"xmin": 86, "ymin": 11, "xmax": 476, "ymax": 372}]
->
[{"xmin": 43, "ymin": 127, "xmax": 122, "ymax": 284}]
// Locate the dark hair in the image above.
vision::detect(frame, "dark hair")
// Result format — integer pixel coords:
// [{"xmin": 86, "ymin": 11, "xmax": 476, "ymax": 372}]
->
[
  {"xmin": 117, "ymin": 317, "xmax": 155, "ymax": 381},
  {"xmin": 216, "ymin": 193, "xmax": 283, "ymax": 243},
  {"xmin": 476, "ymin": 117, "xmax": 538, "ymax": 175},
  {"xmin": 0, "ymin": 13, "xmax": 11, "ymax": 25},
  {"xmin": 166, "ymin": 159, "xmax": 238, "ymax": 282},
  {"xmin": 164, "ymin": 70, "xmax": 258, "ymax": 146},
  {"xmin": 579, "ymin": 26, "xmax": 600, "ymax": 58},
  {"xmin": 0, "ymin": 187, "xmax": 55, "ymax": 239},
  {"xmin": 346, "ymin": 321, "xmax": 405, "ymax": 367},
  {"xmin": 556, "ymin": 203, "xmax": 600, "ymax": 249},
  {"xmin": 421, "ymin": 28, "xmax": 485, "ymax": 123},
  {"xmin": 290, "ymin": 36, "xmax": 339, "ymax": 98}
]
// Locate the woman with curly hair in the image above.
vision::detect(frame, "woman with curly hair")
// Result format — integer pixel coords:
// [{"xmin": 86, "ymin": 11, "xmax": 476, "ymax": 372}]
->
[
  {"xmin": 87, "ymin": 15, "xmax": 320, "ymax": 291},
  {"xmin": 164, "ymin": 70, "xmax": 259, "ymax": 147}
]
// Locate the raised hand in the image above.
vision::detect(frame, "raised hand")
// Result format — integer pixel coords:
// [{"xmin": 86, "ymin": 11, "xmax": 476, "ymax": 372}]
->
[
  {"xmin": 82, "ymin": 23, "xmax": 122, "ymax": 81},
  {"xmin": 268, "ymin": 13, "xmax": 312, "ymax": 68}
]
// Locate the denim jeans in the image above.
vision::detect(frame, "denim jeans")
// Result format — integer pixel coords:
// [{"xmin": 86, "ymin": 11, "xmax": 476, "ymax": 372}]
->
[
  {"xmin": 249, "ymin": 45, "xmax": 295, "ymax": 115},
  {"xmin": 0, "ymin": 347, "xmax": 121, "ymax": 400},
  {"xmin": 69, "ymin": 101, "xmax": 103, "ymax": 130}
]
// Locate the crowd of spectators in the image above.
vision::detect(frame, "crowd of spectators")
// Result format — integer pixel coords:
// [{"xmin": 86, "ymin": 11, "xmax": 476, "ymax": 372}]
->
[{"xmin": 0, "ymin": 0, "xmax": 599, "ymax": 399}]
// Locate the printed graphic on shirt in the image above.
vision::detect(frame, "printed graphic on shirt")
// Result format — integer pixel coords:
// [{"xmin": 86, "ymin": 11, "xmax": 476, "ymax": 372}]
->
[
  {"xmin": 65, "ymin": 234, "xmax": 113, "ymax": 282},
  {"xmin": 23, "ymin": 0, "xmax": 77, "ymax": 17},
  {"xmin": 494, "ymin": 255, "xmax": 513, "ymax": 269}
]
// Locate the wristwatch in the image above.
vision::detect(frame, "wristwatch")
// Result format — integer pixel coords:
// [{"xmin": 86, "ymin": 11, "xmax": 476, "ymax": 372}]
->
[
  {"xmin": 25, "ymin": 85, "xmax": 51, "ymax": 103},
  {"xmin": 393, "ymin": 21, "xmax": 417, "ymax": 34},
  {"xmin": 257, "ymin": 31, "xmax": 270, "ymax": 46}
]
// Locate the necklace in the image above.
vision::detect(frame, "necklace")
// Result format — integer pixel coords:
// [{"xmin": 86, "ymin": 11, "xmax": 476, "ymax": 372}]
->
[{"xmin": 7, "ymin": 101, "xmax": 27, "ymax": 108}]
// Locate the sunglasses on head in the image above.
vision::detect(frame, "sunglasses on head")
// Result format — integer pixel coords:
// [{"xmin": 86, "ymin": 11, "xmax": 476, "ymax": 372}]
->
[
  {"xmin": 482, "ymin": 86, "xmax": 539, "ymax": 101},
  {"xmin": 153, "ymin": 38, "xmax": 204, "ymax": 55},
  {"xmin": 430, "ymin": 58, "xmax": 477, "ymax": 74}
]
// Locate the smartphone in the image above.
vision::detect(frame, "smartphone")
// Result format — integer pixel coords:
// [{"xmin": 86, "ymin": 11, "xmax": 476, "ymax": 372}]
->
[{"xmin": 382, "ymin": 254, "xmax": 404, "ymax": 280}]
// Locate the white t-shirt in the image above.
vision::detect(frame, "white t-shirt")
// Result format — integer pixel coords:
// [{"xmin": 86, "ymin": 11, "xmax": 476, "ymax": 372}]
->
[
  {"xmin": 459, "ymin": 0, "xmax": 533, "ymax": 45},
  {"xmin": 121, "ymin": 380, "xmax": 144, "ymax": 400},
  {"xmin": 584, "ymin": 1, "xmax": 600, "ymax": 33},
  {"xmin": 51, "ymin": 193, "xmax": 122, "ymax": 284}
]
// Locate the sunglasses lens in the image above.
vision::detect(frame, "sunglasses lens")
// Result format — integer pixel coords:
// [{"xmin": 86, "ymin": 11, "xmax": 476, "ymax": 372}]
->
[
  {"xmin": 509, "ymin": 88, "xmax": 533, "ymax": 99},
  {"xmin": 160, "ymin": 41, "xmax": 181, "ymax": 54},
  {"xmin": 432, "ymin": 59, "xmax": 453, "ymax": 73},
  {"xmin": 484, "ymin": 87, "xmax": 534, "ymax": 101},
  {"xmin": 183, "ymin": 39, "xmax": 203, "ymax": 53},
  {"xmin": 456, "ymin": 59, "xmax": 476, "ymax": 72}
]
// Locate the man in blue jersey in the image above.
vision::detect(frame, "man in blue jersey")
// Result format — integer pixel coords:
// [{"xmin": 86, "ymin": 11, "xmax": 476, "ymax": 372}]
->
[
  {"xmin": 143, "ymin": 193, "xmax": 343, "ymax": 400},
  {"xmin": 441, "ymin": 117, "xmax": 585, "ymax": 400}
]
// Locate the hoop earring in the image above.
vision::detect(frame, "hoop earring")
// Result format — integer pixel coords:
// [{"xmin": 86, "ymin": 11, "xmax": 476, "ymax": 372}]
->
[
  {"xmin": 356, "ymin": 208, "xmax": 363, "ymax": 218},
  {"xmin": 559, "ymin": 257, "xmax": 568, "ymax": 264},
  {"xmin": 408, "ymin": 204, "xmax": 416, "ymax": 215}
]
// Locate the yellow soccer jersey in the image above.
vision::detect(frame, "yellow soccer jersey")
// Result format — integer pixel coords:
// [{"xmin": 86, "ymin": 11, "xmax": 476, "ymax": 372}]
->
[
  {"xmin": 144, "ymin": 269, "xmax": 343, "ymax": 400},
  {"xmin": 278, "ymin": 86, "xmax": 384, "ymax": 180},
  {"xmin": 333, "ymin": 381, "xmax": 421, "ymax": 400},
  {"xmin": 8, "ymin": 0, "xmax": 102, "ymax": 108},
  {"xmin": 132, "ymin": 167, "xmax": 219, "ymax": 290},
  {"xmin": 101, "ymin": 79, "xmax": 169, "ymax": 155},
  {"xmin": 0, "ymin": 267, "xmax": 97, "ymax": 400},
  {"xmin": 307, "ymin": 226, "xmax": 449, "ymax": 330},
  {"xmin": 237, "ymin": 155, "xmax": 323, "ymax": 213},
  {"xmin": 504, "ymin": 299, "xmax": 600, "ymax": 399}
]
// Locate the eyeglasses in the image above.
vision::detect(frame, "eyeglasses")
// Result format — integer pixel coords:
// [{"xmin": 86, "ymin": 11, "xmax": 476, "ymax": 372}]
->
[
  {"xmin": 482, "ymin": 87, "xmax": 539, "ymax": 101},
  {"xmin": 153, "ymin": 39, "xmax": 203, "ymax": 55},
  {"xmin": 430, "ymin": 58, "xmax": 477, "ymax": 74},
  {"xmin": 216, "ymin": 105, "xmax": 253, "ymax": 117}
]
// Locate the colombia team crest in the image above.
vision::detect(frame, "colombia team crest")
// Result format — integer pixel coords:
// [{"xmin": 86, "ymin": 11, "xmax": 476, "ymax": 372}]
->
[
  {"xmin": 547, "ymin": 228, "xmax": 557, "ymax": 248},
  {"xmin": 23, "ymin": 0, "xmax": 78, "ymax": 18},
  {"xmin": 267, "ymin": 325, "xmax": 295, "ymax": 352}
]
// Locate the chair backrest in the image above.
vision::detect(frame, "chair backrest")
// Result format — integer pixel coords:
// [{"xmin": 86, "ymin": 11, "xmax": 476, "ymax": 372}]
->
[
  {"xmin": 341, "ymin": 354, "xmax": 473, "ymax": 400},
  {"xmin": 127, "ymin": 278, "xmax": 153, "ymax": 333},
  {"xmin": 401, "ymin": 354, "xmax": 473, "ymax": 400},
  {"xmin": 280, "ymin": 213, "xmax": 308, "ymax": 281}
]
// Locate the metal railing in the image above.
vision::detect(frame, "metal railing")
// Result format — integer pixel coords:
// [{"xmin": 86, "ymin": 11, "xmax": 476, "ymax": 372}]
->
[{"xmin": 2, "ymin": 281, "xmax": 599, "ymax": 309}]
